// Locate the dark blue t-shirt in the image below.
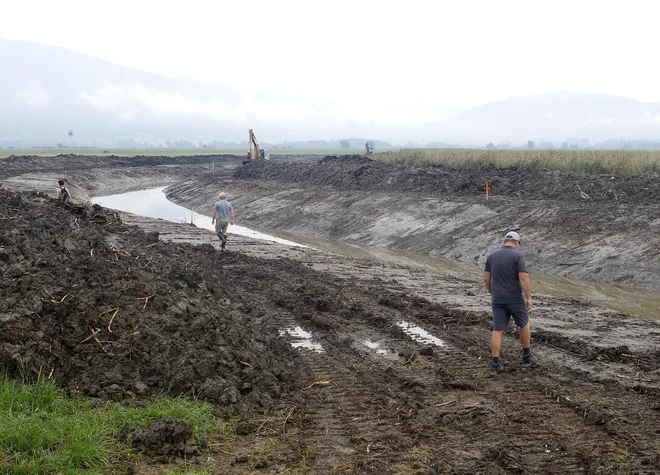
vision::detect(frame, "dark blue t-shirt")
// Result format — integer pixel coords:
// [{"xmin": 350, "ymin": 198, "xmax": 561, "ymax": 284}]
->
[{"xmin": 484, "ymin": 245, "xmax": 528, "ymax": 304}]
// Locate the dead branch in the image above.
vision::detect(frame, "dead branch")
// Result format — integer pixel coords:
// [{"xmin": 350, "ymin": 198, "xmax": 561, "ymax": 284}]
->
[
  {"xmin": 307, "ymin": 380, "xmax": 335, "ymax": 389},
  {"xmin": 98, "ymin": 307, "xmax": 119, "ymax": 316},
  {"xmin": 255, "ymin": 417, "xmax": 274, "ymax": 435},
  {"xmin": 78, "ymin": 328, "xmax": 101, "ymax": 345},
  {"xmin": 434, "ymin": 400, "xmax": 457, "ymax": 407},
  {"xmin": 107, "ymin": 309, "xmax": 119, "ymax": 333},
  {"xmin": 137, "ymin": 294, "xmax": 155, "ymax": 310},
  {"xmin": 239, "ymin": 361, "xmax": 252, "ymax": 367},
  {"xmin": 94, "ymin": 336, "xmax": 107, "ymax": 353},
  {"xmin": 111, "ymin": 247, "xmax": 131, "ymax": 257},
  {"xmin": 283, "ymin": 406, "xmax": 296, "ymax": 433}
]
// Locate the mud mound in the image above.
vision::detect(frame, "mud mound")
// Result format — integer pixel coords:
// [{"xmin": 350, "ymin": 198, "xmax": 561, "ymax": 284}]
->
[
  {"xmin": 235, "ymin": 155, "xmax": 660, "ymax": 205},
  {"xmin": 0, "ymin": 153, "xmax": 243, "ymax": 178},
  {"xmin": 0, "ymin": 189, "xmax": 310, "ymax": 413},
  {"xmin": 120, "ymin": 419, "xmax": 197, "ymax": 456}
]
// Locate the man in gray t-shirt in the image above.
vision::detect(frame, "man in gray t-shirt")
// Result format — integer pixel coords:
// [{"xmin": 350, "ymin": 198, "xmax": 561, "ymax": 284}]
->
[
  {"xmin": 484, "ymin": 231, "xmax": 536, "ymax": 376},
  {"xmin": 211, "ymin": 192, "xmax": 234, "ymax": 251}
]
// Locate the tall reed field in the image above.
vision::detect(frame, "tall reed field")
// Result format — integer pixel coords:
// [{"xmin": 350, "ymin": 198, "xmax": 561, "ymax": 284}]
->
[{"xmin": 375, "ymin": 149, "xmax": 660, "ymax": 176}]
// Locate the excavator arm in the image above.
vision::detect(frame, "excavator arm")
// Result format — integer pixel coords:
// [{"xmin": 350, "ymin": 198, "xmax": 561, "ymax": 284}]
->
[{"xmin": 248, "ymin": 129, "xmax": 260, "ymax": 160}]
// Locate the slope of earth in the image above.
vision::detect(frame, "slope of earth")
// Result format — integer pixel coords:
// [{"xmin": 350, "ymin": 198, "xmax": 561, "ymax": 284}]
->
[
  {"xmin": 167, "ymin": 156, "xmax": 660, "ymax": 293},
  {"xmin": 0, "ymin": 188, "xmax": 316, "ymax": 414},
  {"xmin": 2, "ymin": 155, "xmax": 660, "ymax": 473}
]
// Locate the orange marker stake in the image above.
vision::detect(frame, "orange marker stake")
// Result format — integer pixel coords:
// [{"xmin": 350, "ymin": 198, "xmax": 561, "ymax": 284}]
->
[{"xmin": 486, "ymin": 181, "xmax": 489, "ymax": 200}]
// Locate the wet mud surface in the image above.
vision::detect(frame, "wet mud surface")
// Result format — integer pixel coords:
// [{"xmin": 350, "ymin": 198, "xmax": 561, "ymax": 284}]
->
[
  {"xmin": 2, "ymin": 154, "xmax": 660, "ymax": 473},
  {"xmin": 184, "ymin": 155, "xmax": 660, "ymax": 293}
]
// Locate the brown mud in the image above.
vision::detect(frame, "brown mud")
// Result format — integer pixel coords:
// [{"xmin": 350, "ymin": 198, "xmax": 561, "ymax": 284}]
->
[{"xmin": 2, "ymin": 154, "xmax": 660, "ymax": 474}]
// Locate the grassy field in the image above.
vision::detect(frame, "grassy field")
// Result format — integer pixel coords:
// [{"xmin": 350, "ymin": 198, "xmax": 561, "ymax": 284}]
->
[
  {"xmin": 374, "ymin": 149, "xmax": 660, "ymax": 176},
  {"xmin": 0, "ymin": 376, "xmax": 231, "ymax": 474},
  {"xmin": 0, "ymin": 147, "xmax": 361, "ymax": 159},
  {"xmin": 3, "ymin": 147, "xmax": 660, "ymax": 176}
]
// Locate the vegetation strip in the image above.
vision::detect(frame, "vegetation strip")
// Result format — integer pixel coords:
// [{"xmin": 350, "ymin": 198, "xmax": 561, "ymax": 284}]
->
[{"xmin": 0, "ymin": 377, "xmax": 230, "ymax": 473}]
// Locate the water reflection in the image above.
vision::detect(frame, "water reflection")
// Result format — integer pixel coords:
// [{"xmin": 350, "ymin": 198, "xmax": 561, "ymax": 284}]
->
[
  {"xmin": 396, "ymin": 321, "xmax": 446, "ymax": 347},
  {"xmin": 92, "ymin": 187, "xmax": 305, "ymax": 247}
]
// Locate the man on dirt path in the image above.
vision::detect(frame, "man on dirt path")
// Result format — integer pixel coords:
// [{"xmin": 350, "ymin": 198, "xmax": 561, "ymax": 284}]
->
[
  {"xmin": 484, "ymin": 231, "xmax": 536, "ymax": 376},
  {"xmin": 211, "ymin": 192, "xmax": 234, "ymax": 251},
  {"xmin": 56, "ymin": 179, "xmax": 71, "ymax": 202}
]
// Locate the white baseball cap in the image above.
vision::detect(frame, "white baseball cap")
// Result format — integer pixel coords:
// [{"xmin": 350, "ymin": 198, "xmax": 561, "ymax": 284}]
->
[{"xmin": 504, "ymin": 231, "xmax": 521, "ymax": 242}]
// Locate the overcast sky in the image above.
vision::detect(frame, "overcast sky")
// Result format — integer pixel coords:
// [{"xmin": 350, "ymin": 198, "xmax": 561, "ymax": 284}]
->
[{"xmin": 3, "ymin": 0, "xmax": 660, "ymax": 128}]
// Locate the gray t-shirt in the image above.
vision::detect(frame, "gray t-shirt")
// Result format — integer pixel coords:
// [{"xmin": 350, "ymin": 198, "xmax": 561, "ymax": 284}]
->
[
  {"xmin": 214, "ymin": 200, "xmax": 233, "ymax": 220},
  {"xmin": 484, "ymin": 245, "xmax": 528, "ymax": 304}
]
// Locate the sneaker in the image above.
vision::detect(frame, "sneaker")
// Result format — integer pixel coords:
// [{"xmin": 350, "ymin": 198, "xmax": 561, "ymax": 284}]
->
[
  {"xmin": 489, "ymin": 360, "xmax": 504, "ymax": 377},
  {"xmin": 521, "ymin": 352, "xmax": 538, "ymax": 368}
]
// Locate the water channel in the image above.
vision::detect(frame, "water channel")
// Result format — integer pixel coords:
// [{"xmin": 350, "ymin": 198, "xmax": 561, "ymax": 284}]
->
[{"xmin": 91, "ymin": 187, "xmax": 305, "ymax": 247}]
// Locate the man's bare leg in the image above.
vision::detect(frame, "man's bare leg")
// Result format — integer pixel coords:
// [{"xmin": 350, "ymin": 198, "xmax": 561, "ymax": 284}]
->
[
  {"xmin": 519, "ymin": 326, "xmax": 531, "ymax": 349},
  {"xmin": 491, "ymin": 330, "xmax": 504, "ymax": 357}
]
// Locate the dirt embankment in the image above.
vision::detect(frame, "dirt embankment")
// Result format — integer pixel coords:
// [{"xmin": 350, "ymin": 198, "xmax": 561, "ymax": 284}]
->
[
  {"xmin": 0, "ymin": 188, "xmax": 323, "ymax": 414},
  {"xmin": 166, "ymin": 156, "xmax": 660, "ymax": 292},
  {"xmin": 0, "ymin": 153, "xmax": 245, "ymax": 202}
]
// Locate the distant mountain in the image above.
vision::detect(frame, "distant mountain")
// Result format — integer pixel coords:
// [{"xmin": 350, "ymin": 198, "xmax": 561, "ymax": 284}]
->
[
  {"xmin": 438, "ymin": 92, "xmax": 660, "ymax": 143},
  {"xmin": 3, "ymin": 39, "xmax": 660, "ymax": 147},
  {"xmin": 0, "ymin": 38, "xmax": 353, "ymax": 147}
]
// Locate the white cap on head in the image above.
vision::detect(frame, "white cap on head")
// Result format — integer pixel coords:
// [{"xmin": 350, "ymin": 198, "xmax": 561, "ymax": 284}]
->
[{"xmin": 504, "ymin": 231, "xmax": 521, "ymax": 242}]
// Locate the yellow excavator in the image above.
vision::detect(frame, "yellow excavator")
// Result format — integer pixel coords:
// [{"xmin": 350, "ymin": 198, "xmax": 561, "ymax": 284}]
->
[
  {"xmin": 365, "ymin": 141, "xmax": 373, "ymax": 155},
  {"xmin": 246, "ymin": 129, "xmax": 269, "ymax": 162}
]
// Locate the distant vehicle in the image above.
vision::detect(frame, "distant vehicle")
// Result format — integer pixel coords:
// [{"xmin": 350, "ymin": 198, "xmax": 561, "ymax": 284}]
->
[
  {"xmin": 365, "ymin": 142, "xmax": 373, "ymax": 155},
  {"xmin": 243, "ymin": 129, "xmax": 270, "ymax": 164}
]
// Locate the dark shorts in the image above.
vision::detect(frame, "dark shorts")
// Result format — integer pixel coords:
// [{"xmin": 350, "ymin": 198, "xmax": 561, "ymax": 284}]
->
[{"xmin": 492, "ymin": 303, "xmax": 529, "ymax": 331}]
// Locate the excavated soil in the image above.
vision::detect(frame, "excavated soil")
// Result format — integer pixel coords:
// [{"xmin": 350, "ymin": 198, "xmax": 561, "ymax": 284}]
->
[
  {"xmin": 169, "ymin": 155, "xmax": 660, "ymax": 293},
  {"xmin": 2, "ymin": 154, "xmax": 660, "ymax": 474},
  {"xmin": 0, "ymin": 188, "xmax": 313, "ymax": 414}
]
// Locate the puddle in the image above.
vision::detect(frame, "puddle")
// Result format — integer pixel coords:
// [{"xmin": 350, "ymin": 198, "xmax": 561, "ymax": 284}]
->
[
  {"xmin": 91, "ymin": 187, "xmax": 305, "ymax": 247},
  {"xmin": 396, "ymin": 321, "xmax": 446, "ymax": 347},
  {"xmin": 363, "ymin": 340, "xmax": 389, "ymax": 355},
  {"xmin": 279, "ymin": 326, "xmax": 324, "ymax": 352}
]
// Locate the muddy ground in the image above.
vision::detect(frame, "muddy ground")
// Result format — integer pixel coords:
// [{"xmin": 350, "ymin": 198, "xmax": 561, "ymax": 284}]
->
[
  {"xmin": 172, "ymin": 155, "xmax": 660, "ymax": 293},
  {"xmin": 2, "ymin": 154, "xmax": 660, "ymax": 474}
]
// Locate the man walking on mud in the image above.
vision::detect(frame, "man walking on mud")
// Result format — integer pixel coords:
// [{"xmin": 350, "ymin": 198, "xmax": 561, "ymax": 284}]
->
[
  {"xmin": 484, "ymin": 231, "xmax": 536, "ymax": 376},
  {"xmin": 211, "ymin": 192, "xmax": 234, "ymax": 251}
]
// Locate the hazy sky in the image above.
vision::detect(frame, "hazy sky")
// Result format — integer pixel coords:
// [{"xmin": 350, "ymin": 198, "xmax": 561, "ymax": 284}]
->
[{"xmin": 3, "ymin": 0, "xmax": 660, "ymax": 126}]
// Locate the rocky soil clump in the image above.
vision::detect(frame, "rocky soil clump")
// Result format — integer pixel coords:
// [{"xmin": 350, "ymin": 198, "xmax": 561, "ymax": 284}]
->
[{"xmin": 0, "ymin": 188, "xmax": 311, "ymax": 414}]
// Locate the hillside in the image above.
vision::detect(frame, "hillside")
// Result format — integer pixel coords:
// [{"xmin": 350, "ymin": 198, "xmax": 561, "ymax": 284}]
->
[{"xmin": 440, "ymin": 92, "xmax": 660, "ymax": 143}]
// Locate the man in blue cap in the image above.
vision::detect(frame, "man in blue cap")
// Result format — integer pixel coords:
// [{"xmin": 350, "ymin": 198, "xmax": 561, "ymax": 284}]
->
[{"xmin": 484, "ymin": 231, "xmax": 536, "ymax": 376}]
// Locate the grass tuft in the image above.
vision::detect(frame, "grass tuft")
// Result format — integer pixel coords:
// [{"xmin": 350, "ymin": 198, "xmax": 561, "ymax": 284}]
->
[{"xmin": 0, "ymin": 376, "xmax": 230, "ymax": 474}]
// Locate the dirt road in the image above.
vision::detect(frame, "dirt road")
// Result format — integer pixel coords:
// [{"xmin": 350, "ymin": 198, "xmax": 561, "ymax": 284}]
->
[{"xmin": 2, "ymin": 154, "xmax": 660, "ymax": 473}]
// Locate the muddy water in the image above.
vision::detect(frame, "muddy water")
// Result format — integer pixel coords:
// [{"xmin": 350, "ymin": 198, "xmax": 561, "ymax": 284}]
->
[{"xmin": 91, "ymin": 187, "xmax": 306, "ymax": 247}]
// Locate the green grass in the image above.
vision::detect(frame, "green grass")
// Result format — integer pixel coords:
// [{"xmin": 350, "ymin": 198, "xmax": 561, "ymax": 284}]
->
[
  {"xmin": 375, "ymin": 149, "xmax": 660, "ymax": 176},
  {"xmin": 0, "ymin": 376, "xmax": 231, "ymax": 474}
]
